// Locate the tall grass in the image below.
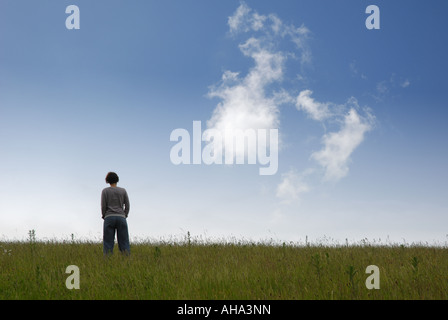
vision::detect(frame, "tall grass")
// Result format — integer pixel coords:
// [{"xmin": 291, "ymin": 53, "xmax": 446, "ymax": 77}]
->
[{"xmin": 0, "ymin": 234, "xmax": 447, "ymax": 300}]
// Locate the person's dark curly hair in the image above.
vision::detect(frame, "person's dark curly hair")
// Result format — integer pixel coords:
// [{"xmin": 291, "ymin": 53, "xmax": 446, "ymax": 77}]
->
[{"xmin": 105, "ymin": 172, "xmax": 119, "ymax": 184}]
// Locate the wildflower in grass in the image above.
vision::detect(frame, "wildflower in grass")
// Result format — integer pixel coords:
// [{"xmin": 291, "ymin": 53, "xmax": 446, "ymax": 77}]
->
[{"xmin": 28, "ymin": 229, "xmax": 36, "ymax": 243}]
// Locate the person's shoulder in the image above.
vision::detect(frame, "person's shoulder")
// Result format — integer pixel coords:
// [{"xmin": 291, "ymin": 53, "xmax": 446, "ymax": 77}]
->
[{"xmin": 117, "ymin": 187, "xmax": 129, "ymax": 195}]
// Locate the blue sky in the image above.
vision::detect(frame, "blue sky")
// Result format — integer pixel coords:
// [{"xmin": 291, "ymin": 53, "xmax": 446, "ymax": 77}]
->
[{"xmin": 1, "ymin": 0, "xmax": 447, "ymax": 244}]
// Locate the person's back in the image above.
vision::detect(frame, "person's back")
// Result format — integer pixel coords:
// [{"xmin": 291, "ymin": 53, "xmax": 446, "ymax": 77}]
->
[
  {"xmin": 101, "ymin": 186, "xmax": 130, "ymax": 219},
  {"xmin": 101, "ymin": 172, "xmax": 130, "ymax": 255}
]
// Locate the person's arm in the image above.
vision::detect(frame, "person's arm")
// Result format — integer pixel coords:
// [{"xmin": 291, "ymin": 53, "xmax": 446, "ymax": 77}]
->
[
  {"xmin": 101, "ymin": 189, "xmax": 107, "ymax": 219},
  {"xmin": 124, "ymin": 190, "xmax": 130, "ymax": 218}
]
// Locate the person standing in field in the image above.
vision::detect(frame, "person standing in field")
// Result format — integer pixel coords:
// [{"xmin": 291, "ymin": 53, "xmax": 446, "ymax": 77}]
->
[{"xmin": 101, "ymin": 172, "xmax": 130, "ymax": 255}]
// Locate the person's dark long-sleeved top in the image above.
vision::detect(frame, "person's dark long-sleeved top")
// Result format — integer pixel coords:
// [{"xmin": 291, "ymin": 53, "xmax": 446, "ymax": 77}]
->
[{"xmin": 101, "ymin": 186, "xmax": 130, "ymax": 219}]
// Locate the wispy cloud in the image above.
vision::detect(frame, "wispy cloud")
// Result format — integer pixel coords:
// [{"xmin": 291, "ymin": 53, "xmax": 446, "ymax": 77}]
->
[
  {"xmin": 276, "ymin": 169, "xmax": 310, "ymax": 204},
  {"xmin": 207, "ymin": 38, "xmax": 284, "ymax": 134},
  {"xmin": 207, "ymin": 2, "xmax": 311, "ymax": 159},
  {"xmin": 209, "ymin": 2, "xmax": 374, "ymax": 203},
  {"xmin": 400, "ymin": 78, "xmax": 410, "ymax": 88},
  {"xmin": 349, "ymin": 60, "xmax": 367, "ymax": 80},
  {"xmin": 296, "ymin": 90, "xmax": 331, "ymax": 121},
  {"xmin": 295, "ymin": 91, "xmax": 375, "ymax": 182},
  {"xmin": 376, "ymin": 80, "xmax": 389, "ymax": 95},
  {"xmin": 311, "ymin": 98, "xmax": 375, "ymax": 181},
  {"xmin": 227, "ymin": 2, "xmax": 255, "ymax": 34},
  {"xmin": 374, "ymin": 73, "xmax": 410, "ymax": 101},
  {"xmin": 227, "ymin": 2, "xmax": 311, "ymax": 64}
]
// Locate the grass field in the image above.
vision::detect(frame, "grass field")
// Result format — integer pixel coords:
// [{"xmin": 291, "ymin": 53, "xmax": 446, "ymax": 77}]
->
[{"xmin": 1, "ymin": 233, "xmax": 447, "ymax": 300}]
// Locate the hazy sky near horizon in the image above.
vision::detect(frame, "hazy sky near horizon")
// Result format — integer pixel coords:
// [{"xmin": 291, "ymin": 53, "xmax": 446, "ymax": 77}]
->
[{"xmin": 1, "ymin": 0, "xmax": 447, "ymax": 244}]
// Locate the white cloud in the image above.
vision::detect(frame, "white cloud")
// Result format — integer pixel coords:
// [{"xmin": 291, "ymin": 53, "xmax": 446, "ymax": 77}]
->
[
  {"xmin": 252, "ymin": 13, "xmax": 266, "ymax": 31},
  {"xmin": 217, "ymin": 3, "xmax": 374, "ymax": 200},
  {"xmin": 284, "ymin": 24, "xmax": 311, "ymax": 65},
  {"xmin": 227, "ymin": 3, "xmax": 268, "ymax": 34},
  {"xmin": 269, "ymin": 14, "xmax": 282, "ymax": 34},
  {"xmin": 296, "ymin": 90, "xmax": 331, "ymax": 121},
  {"xmin": 207, "ymin": 3, "xmax": 311, "ymax": 160},
  {"xmin": 311, "ymin": 102, "xmax": 374, "ymax": 181},
  {"xmin": 228, "ymin": 2, "xmax": 252, "ymax": 34},
  {"xmin": 276, "ymin": 169, "xmax": 310, "ymax": 204},
  {"xmin": 292, "ymin": 91, "xmax": 375, "ymax": 184},
  {"xmin": 207, "ymin": 39, "xmax": 284, "ymax": 134},
  {"xmin": 227, "ymin": 3, "xmax": 311, "ymax": 64},
  {"xmin": 401, "ymin": 79, "xmax": 410, "ymax": 88}
]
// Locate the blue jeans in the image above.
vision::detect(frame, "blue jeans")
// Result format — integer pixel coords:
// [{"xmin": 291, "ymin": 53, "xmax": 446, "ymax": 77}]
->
[{"xmin": 103, "ymin": 216, "xmax": 130, "ymax": 255}]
